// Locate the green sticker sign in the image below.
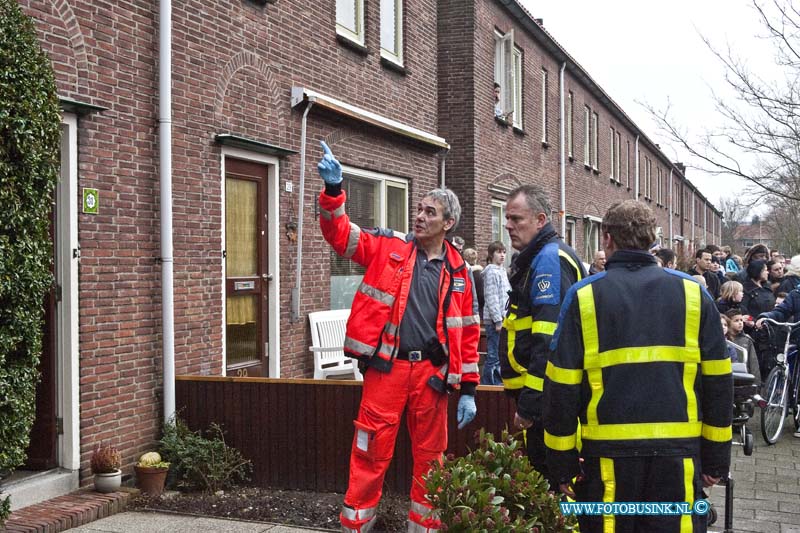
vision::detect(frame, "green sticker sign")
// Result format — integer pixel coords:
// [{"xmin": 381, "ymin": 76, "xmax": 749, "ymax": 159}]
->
[{"xmin": 83, "ymin": 188, "xmax": 98, "ymax": 214}]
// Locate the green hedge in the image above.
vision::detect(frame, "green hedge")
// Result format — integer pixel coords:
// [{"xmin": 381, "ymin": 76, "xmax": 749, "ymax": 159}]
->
[{"xmin": 0, "ymin": 0, "xmax": 61, "ymax": 521}]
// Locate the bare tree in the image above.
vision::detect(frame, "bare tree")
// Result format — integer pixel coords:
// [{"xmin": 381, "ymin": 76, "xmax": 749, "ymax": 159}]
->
[
  {"xmin": 645, "ymin": 0, "xmax": 800, "ymax": 203},
  {"xmin": 719, "ymin": 196, "xmax": 749, "ymax": 247}
]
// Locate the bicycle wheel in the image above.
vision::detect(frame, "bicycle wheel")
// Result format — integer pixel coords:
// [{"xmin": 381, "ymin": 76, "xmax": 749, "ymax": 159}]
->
[
  {"xmin": 792, "ymin": 369, "xmax": 800, "ymax": 431},
  {"xmin": 761, "ymin": 365, "xmax": 788, "ymax": 444}
]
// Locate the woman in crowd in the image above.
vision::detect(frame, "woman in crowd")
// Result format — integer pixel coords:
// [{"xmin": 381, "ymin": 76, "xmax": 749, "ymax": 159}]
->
[
  {"xmin": 777, "ymin": 255, "xmax": 800, "ymax": 294},
  {"xmin": 741, "ymin": 260, "xmax": 777, "ymax": 376},
  {"xmin": 481, "ymin": 241, "xmax": 510, "ymax": 386}
]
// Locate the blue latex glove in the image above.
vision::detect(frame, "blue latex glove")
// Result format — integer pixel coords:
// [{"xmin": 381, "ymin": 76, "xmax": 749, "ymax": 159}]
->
[
  {"xmin": 456, "ymin": 395, "xmax": 477, "ymax": 429},
  {"xmin": 317, "ymin": 141, "xmax": 343, "ymax": 185}
]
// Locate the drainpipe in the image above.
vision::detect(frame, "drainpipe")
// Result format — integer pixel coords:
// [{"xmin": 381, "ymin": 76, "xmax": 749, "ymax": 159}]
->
[
  {"xmin": 439, "ymin": 148, "xmax": 449, "ymax": 188},
  {"xmin": 558, "ymin": 61, "xmax": 567, "ymax": 234},
  {"xmin": 159, "ymin": 0, "xmax": 175, "ymax": 423},
  {"xmin": 668, "ymin": 168, "xmax": 674, "ymax": 244},
  {"xmin": 292, "ymin": 102, "xmax": 314, "ymax": 322},
  {"xmin": 634, "ymin": 136, "xmax": 640, "ymax": 200}
]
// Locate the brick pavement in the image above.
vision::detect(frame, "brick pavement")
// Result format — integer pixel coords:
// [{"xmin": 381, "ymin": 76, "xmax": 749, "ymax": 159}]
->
[{"xmin": 708, "ymin": 414, "xmax": 800, "ymax": 533}]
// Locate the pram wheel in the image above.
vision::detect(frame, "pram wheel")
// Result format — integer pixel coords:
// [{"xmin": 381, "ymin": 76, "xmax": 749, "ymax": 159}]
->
[
  {"xmin": 707, "ymin": 503, "xmax": 718, "ymax": 526},
  {"xmin": 744, "ymin": 429, "xmax": 754, "ymax": 456}
]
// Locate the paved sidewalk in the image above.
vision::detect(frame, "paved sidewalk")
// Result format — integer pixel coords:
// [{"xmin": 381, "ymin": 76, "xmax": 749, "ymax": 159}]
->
[
  {"xmin": 66, "ymin": 511, "xmax": 331, "ymax": 533},
  {"xmin": 707, "ymin": 414, "xmax": 800, "ymax": 533}
]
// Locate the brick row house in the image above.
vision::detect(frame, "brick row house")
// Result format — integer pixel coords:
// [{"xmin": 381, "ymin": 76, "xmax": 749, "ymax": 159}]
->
[{"xmin": 9, "ymin": 0, "xmax": 721, "ymax": 507}]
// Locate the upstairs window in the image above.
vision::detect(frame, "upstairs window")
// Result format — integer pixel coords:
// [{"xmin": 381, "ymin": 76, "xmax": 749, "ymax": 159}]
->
[
  {"xmin": 494, "ymin": 30, "xmax": 523, "ymax": 128},
  {"xmin": 615, "ymin": 131, "xmax": 621, "ymax": 182},
  {"xmin": 591, "ymin": 112, "xmax": 599, "ymax": 170},
  {"xmin": 541, "ymin": 68, "xmax": 548, "ymax": 143},
  {"xmin": 381, "ymin": 0, "xmax": 403, "ymax": 65},
  {"xmin": 609, "ymin": 127, "xmax": 615, "ymax": 181},
  {"xmin": 337, "ymin": 0, "xmax": 365, "ymax": 45},
  {"xmin": 583, "ymin": 106, "xmax": 591, "ymax": 166},
  {"xmin": 567, "ymin": 91, "xmax": 573, "ymax": 158}
]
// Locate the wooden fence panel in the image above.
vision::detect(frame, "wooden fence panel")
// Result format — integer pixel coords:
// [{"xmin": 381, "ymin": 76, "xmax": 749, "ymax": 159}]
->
[{"xmin": 176, "ymin": 377, "xmax": 516, "ymax": 495}]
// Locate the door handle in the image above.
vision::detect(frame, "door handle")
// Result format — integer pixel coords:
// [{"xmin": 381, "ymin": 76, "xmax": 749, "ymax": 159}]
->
[{"xmin": 262, "ymin": 273, "xmax": 273, "ymax": 281}]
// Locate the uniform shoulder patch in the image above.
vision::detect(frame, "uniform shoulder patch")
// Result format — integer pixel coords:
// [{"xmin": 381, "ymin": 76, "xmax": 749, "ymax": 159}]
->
[
  {"xmin": 453, "ymin": 277, "xmax": 466, "ymax": 293},
  {"xmin": 530, "ymin": 242, "xmax": 561, "ymax": 306}
]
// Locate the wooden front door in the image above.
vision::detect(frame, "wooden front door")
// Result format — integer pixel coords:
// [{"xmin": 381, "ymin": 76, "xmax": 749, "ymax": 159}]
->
[
  {"xmin": 24, "ymin": 210, "xmax": 58, "ymax": 469},
  {"xmin": 225, "ymin": 158, "xmax": 270, "ymax": 377}
]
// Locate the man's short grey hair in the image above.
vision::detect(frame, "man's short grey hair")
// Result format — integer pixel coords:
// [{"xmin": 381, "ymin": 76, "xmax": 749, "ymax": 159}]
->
[
  {"xmin": 425, "ymin": 188, "xmax": 461, "ymax": 234},
  {"xmin": 508, "ymin": 184, "xmax": 551, "ymax": 220}
]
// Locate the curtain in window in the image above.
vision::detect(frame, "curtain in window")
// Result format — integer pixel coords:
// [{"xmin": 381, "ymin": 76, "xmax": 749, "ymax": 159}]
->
[{"xmin": 226, "ymin": 178, "xmax": 257, "ymax": 325}]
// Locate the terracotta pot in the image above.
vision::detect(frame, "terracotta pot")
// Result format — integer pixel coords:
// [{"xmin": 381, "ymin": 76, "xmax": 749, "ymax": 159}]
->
[
  {"xmin": 94, "ymin": 469, "xmax": 122, "ymax": 493},
  {"xmin": 134, "ymin": 465, "xmax": 169, "ymax": 496}
]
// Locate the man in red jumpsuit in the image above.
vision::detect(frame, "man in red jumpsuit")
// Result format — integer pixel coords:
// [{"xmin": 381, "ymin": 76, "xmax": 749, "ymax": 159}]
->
[{"xmin": 317, "ymin": 142, "xmax": 480, "ymax": 533}]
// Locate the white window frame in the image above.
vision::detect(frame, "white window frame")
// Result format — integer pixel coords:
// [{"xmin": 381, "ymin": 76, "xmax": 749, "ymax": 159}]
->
[
  {"xmin": 380, "ymin": 0, "xmax": 403, "ymax": 65},
  {"xmin": 657, "ymin": 167, "xmax": 663, "ymax": 205},
  {"xmin": 541, "ymin": 68, "xmax": 548, "ymax": 143},
  {"xmin": 567, "ymin": 91, "xmax": 573, "ymax": 158},
  {"xmin": 646, "ymin": 157, "xmax": 652, "ymax": 199},
  {"xmin": 330, "ymin": 166, "xmax": 408, "ymax": 310},
  {"xmin": 336, "ymin": 0, "xmax": 365, "ymax": 46},
  {"xmin": 591, "ymin": 112, "xmax": 599, "ymax": 171},
  {"xmin": 615, "ymin": 131, "xmax": 621, "ymax": 183},
  {"xmin": 565, "ymin": 218, "xmax": 577, "ymax": 248},
  {"xmin": 583, "ymin": 106, "xmax": 591, "ymax": 166},
  {"xmin": 495, "ymin": 30, "xmax": 521, "ymax": 127},
  {"xmin": 491, "ymin": 199, "xmax": 512, "ymax": 265},
  {"xmin": 609, "ymin": 127, "xmax": 615, "ymax": 180},
  {"xmin": 584, "ymin": 217, "xmax": 602, "ymax": 262},
  {"xmin": 626, "ymin": 140, "xmax": 631, "ymax": 188}
]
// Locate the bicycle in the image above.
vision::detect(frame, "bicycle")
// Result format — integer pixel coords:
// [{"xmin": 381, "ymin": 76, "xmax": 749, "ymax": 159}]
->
[{"xmin": 759, "ymin": 318, "xmax": 800, "ymax": 444}]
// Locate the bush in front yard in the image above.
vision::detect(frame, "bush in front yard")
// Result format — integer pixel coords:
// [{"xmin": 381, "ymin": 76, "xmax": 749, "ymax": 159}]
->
[
  {"xmin": 160, "ymin": 417, "xmax": 252, "ymax": 493},
  {"xmin": 424, "ymin": 428, "xmax": 577, "ymax": 532},
  {"xmin": 0, "ymin": 0, "xmax": 60, "ymax": 523}
]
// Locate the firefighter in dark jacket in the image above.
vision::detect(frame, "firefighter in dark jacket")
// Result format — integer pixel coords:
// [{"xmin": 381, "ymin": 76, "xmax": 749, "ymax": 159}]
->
[
  {"xmin": 544, "ymin": 200, "xmax": 732, "ymax": 533},
  {"xmin": 498, "ymin": 184, "xmax": 585, "ymax": 487}
]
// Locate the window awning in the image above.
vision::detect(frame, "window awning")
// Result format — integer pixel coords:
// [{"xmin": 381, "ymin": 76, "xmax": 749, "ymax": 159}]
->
[
  {"xmin": 291, "ymin": 87, "xmax": 449, "ymax": 150},
  {"xmin": 59, "ymin": 97, "xmax": 107, "ymax": 115},
  {"xmin": 215, "ymin": 134, "xmax": 298, "ymax": 157}
]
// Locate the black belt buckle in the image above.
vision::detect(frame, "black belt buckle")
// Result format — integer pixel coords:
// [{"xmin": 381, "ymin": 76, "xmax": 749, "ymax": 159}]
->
[{"xmin": 408, "ymin": 350, "xmax": 423, "ymax": 362}]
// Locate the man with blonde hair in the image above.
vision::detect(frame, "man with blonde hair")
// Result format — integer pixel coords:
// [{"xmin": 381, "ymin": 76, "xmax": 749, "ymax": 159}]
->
[{"xmin": 544, "ymin": 200, "xmax": 732, "ymax": 532}]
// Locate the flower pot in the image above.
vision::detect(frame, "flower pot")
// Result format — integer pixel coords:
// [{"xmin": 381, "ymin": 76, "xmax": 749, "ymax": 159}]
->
[
  {"xmin": 94, "ymin": 469, "xmax": 122, "ymax": 493},
  {"xmin": 134, "ymin": 465, "xmax": 169, "ymax": 496}
]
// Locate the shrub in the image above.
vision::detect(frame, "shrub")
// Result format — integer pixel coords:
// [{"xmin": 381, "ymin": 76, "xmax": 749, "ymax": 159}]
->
[
  {"xmin": 160, "ymin": 417, "xmax": 252, "ymax": 493},
  {"xmin": 0, "ymin": 0, "xmax": 61, "ymax": 523},
  {"xmin": 424, "ymin": 429, "xmax": 577, "ymax": 532},
  {"xmin": 91, "ymin": 443, "xmax": 122, "ymax": 474}
]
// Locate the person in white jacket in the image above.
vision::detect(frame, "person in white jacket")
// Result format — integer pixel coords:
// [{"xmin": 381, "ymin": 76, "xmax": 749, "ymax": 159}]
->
[{"xmin": 481, "ymin": 241, "xmax": 511, "ymax": 385}]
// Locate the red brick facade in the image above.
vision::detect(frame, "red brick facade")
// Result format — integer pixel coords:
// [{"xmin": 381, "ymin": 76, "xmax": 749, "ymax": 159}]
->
[{"xmin": 19, "ymin": 0, "xmax": 722, "ymax": 485}]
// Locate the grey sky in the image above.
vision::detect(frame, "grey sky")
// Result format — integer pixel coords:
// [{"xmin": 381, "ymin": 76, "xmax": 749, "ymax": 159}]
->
[{"xmin": 519, "ymin": 0, "xmax": 772, "ymax": 209}]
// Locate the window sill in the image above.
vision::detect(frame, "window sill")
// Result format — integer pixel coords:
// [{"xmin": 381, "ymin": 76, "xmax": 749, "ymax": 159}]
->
[
  {"xmin": 380, "ymin": 55, "xmax": 406, "ymax": 75},
  {"xmin": 568, "ymin": 155, "xmax": 574, "ymax": 162},
  {"xmin": 337, "ymin": 33, "xmax": 369, "ymax": 56},
  {"xmin": 495, "ymin": 116, "xmax": 511, "ymax": 127},
  {"xmin": 513, "ymin": 126, "xmax": 526, "ymax": 136},
  {"xmin": 541, "ymin": 140, "xmax": 549, "ymax": 148},
  {"xmin": 592, "ymin": 168, "xmax": 600, "ymax": 175},
  {"xmin": 584, "ymin": 163, "xmax": 592, "ymax": 171}
]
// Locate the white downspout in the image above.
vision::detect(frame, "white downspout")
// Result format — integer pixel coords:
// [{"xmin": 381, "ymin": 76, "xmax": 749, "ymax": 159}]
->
[
  {"xmin": 292, "ymin": 102, "xmax": 314, "ymax": 322},
  {"xmin": 159, "ymin": 0, "xmax": 175, "ymax": 423},
  {"xmin": 559, "ymin": 62, "xmax": 567, "ymax": 234},
  {"xmin": 634, "ymin": 136, "xmax": 640, "ymax": 200},
  {"xmin": 668, "ymin": 168, "xmax": 674, "ymax": 244}
]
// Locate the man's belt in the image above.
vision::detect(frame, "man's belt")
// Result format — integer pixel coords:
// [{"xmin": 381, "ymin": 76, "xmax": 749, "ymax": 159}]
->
[{"xmin": 397, "ymin": 349, "xmax": 431, "ymax": 362}]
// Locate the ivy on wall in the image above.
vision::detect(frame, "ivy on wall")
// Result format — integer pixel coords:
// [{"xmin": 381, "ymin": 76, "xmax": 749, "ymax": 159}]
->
[{"xmin": 0, "ymin": 0, "xmax": 61, "ymax": 522}]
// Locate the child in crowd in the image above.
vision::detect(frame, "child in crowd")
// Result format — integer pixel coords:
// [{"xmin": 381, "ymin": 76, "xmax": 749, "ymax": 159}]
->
[
  {"xmin": 725, "ymin": 308, "xmax": 761, "ymax": 387},
  {"xmin": 717, "ymin": 280, "xmax": 744, "ymax": 314},
  {"xmin": 481, "ymin": 241, "xmax": 510, "ymax": 386}
]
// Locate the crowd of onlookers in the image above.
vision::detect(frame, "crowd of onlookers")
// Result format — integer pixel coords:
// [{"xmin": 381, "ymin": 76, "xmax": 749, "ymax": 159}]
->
[{"xmin": 455, "ymin": 234, "xmax": 800, "ymax": 389}]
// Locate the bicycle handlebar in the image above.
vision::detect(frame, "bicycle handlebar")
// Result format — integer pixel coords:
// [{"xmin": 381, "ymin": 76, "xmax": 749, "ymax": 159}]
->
[{"xmin": 760, "ymin": 317, "xmax": 800, "ymax": 329}]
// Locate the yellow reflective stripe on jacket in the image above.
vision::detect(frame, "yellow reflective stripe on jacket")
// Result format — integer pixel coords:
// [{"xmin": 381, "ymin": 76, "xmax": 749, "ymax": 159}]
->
[
  {"xmin": 503, "ymin": 309, "xmax": 528, "ymax": 375},
  {"xmin": 701, "ymin": 423, "xmax": 732, "ymax": 442},
  {"xmin": 683, "ymin": 280, "xmax": 701, "ymax": 424},
  {"xmin": 546, "ymin": 361, "xmax": 583, "ymax": 385},
  {"xmin": 600, "ymin": 458, "xmax": 615, "ymax": 533},
  {"xmin": 578, "ymin": 285, "xmax": 601, "ymax": 425},
  {"xmin": 558, "ymin": 249, "xmax": 584, "ymax": 281},
  {"xmin": 582, "ymin": 421, "xmax": 702, "ymax": 441},
  {"xmin": 544, "ymin": 430, "xmax": 577, "ymax": 451},
  {"xmin": 503, "ymin": 374, "xmax": 525, "ymax": 390},
  {"xmin": 584, "ymin": 346, "xmax": 701, "ymax": 369},
  {"xmin": 524, "ymin": 373, "xmax": 544, "ymax": 391},
  {"xmin": 531, "ymin": 320, "xmax": 557, "ymax": 335},
  {"xmin": 683, "ymin": 279, "xmax": 701, "ymax": 349},
  {"xmin": 681, "ymin": 458, "xmax": 694, "ymax": 533},
  {"xmin": 701, "ymin": 358, "xmax": 732, "ymax": 376}
]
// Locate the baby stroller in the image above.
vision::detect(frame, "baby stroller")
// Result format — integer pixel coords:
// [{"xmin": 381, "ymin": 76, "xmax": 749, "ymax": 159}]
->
[
  {"xmin": 706, "ymin": 340, "xmax": 760, "ymax": 532},
  {"xmin": 728, "ymin": 340, "xmax": 758, "ymax": 456}
]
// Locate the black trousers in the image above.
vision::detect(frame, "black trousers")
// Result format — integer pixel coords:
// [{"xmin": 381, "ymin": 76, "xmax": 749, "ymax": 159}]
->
[
  {"xmin": 574, "ymin": 455, "xmax": 707, "ymax": 533},
  {"xmin": 524, "ymin": 424, "xmax": 558, "ymax": 491}
]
